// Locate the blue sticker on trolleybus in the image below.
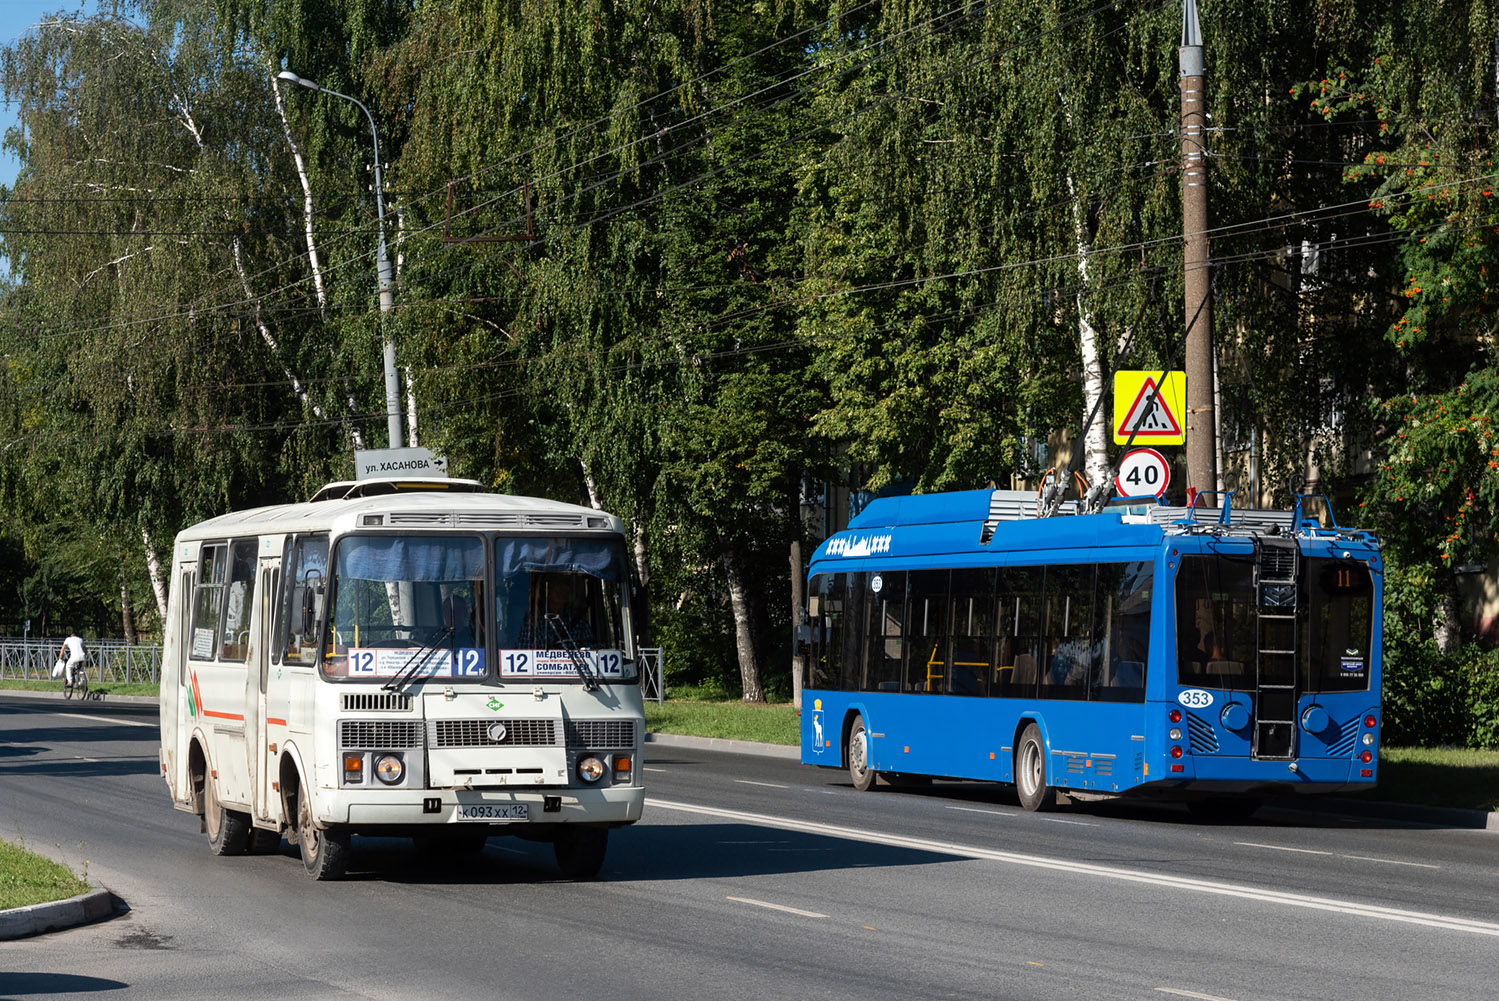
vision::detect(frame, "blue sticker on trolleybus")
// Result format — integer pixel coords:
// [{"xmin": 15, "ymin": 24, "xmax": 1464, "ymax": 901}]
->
[
  {"xmin": 825, "ymin": 533, "xmax": 892, "ymax": 557},
  {"xmin": 1177, "ymin": 689, "xmax": 1214, "ymax": 709}
]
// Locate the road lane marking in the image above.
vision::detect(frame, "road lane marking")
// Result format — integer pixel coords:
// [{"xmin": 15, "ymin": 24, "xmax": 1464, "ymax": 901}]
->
[
  {"xmin": 1043, "ymin": 817, "xmax": 1098, "ymax": 827},
  {"xmin": 1156, "ymin": 989, "xmax": 1239, "ymax": 1001},
  {"xmin": 733, "ymin": 779, "xmax": 790, "ymax": 789},
  {"xmin": 726, "ymin": 895, "xmax": 827, "ymax": 918},
  {"xmin": 5, "ymin": 704, "xmax": 157, "ymax": 729},
  {"xmin": 947, "ymin": 806, "xmax": 1019, "ymax": 817},
  {"xmin": 644, "ymin": 767, "xmax": 669, "ymax": 773},
  {"xmin": 1235, "ymin": 841, "xmax": 1440, "ymax": 869},
  {"xmin": 647, "ymin": 797, "xmax": 1499, "ymax": 937}
]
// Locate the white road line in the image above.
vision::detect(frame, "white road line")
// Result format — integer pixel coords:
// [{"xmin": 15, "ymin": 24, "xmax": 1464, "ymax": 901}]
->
[
  {"xmin": 5, "ymin": 704, "xmax": 157, "ymax": 728},
  {"xmin": 733, "ymin": 779, "xmax": 789, "ymax": 789},
  {"xmin": 1235, "ymin": 841, "xmax": 1440, "ymax": 869},
  {"xmin": 726, "ymin": 895, "xmax": 828, "ymax": 918},
  {"xmin": 647, "ymin": 797, "xmax": 1499, "ymax": 937},
  {"xmin": 1043, "ymin": 817, "xmax": 1098, "ymax": 827},
  {"xmin": 1156, "ymin": 988, "xmax": 1240, "ymax": 1001},
  {"xmin": 643, "ymin": 767, "xmax": 669, "ymax": 773},
  {"xmin": 946, "ymin": 806, "xmax": 1019, "ymax": 817}
]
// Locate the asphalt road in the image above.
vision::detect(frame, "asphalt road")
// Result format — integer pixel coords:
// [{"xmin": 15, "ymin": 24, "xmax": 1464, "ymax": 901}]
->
[{"xmin": 2, "ymin": 694, "xmax": 1497, "ymax": 1000}]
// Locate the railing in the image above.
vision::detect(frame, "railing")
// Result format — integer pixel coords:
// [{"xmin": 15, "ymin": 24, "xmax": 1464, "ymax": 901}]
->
[
  {"xmin": 1, "ymin": 640, "xmax": 652, "ymax": 697},
  {"xmin": 0, "ymin": 640, "xmax": 162, "ymax": 685},
  {"xmin": 639, "ymin": 647, "xmax": 665, "ymax": 704}
]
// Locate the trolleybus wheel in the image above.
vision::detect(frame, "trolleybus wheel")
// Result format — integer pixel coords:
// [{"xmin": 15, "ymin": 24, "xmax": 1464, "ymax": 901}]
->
[
  {"xmin": 848, "ymin": 717, "xmax": 878, "ymax": 792},
  {"xmin": 204, "ymin": 773, "xmax": 251, "ymax": 856},
  {"xmin": 1014, "ymin": 723, "xmax": 1056, "ymax": 812},
  {"xmin": 296, "ymin": 784, "xmax": 349, "ymax": 880},
  {"xmin": 553, "ymin": 826, "xmax": 608, "ymax": 879},
  {"xmin": 1186, "ymin": 796, "xmax": 1262, "ymax": 824}
]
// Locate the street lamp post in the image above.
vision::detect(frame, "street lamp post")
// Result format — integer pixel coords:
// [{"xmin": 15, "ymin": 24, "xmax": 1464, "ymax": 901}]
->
[{"xmin": 277, "ymin": 69, "xmax": 404, "ymax": 449}]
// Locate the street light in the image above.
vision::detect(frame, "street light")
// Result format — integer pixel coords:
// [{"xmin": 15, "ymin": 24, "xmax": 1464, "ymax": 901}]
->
[{"xmin": 277, "ymin": 69, "xmax": 404, "ymax": 449}]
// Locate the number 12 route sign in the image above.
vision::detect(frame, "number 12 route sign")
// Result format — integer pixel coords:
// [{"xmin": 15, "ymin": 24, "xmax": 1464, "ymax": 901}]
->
[{"xmin": 1115, "ymin": 447, "xmax": 1171, "ymax": 498}]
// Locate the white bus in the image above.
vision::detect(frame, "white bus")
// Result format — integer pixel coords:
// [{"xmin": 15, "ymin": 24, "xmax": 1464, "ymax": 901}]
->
[{"xmin": 158, "ymin": 478, "xmax": 645, "ymax": 879}]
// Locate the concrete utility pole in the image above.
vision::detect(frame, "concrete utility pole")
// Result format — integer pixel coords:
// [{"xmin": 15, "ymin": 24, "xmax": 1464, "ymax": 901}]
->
[{"xmin": 1179, "ymin": 0, "xmax": 1217, "ymax": 497}]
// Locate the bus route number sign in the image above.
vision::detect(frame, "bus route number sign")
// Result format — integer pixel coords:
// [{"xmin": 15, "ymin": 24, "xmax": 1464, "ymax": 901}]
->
[{"xmin": 1115, "ymin": 447, "xmax": 1171, "ymax": 498}]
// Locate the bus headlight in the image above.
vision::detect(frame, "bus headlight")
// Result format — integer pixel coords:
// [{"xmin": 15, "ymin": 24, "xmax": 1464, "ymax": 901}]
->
[
  {"xmin": 374, "ymin": 752, "xmax": 405, "ymax": 785},
  {"xmin": 577, "ymin": 756, "xmax": 606, "ymax": 783}
]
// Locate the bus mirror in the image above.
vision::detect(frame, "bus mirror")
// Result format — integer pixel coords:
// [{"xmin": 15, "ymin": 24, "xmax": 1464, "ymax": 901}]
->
[
  {"xmin": 808, "ymin": 596, "xmax": 821, "ymax": 617},
  {"xmin": 298, "ymin": 585, "xmax": 318, "ymax": 635}
]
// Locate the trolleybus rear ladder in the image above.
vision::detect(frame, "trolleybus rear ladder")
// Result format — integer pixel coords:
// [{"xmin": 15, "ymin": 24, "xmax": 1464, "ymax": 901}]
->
[{"xmin": 1254, "ymin": 538, "xmax": 1300, "ymax": 759}]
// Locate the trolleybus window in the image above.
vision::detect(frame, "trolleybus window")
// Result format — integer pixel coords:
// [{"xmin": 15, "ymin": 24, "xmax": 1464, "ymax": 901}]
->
[
  {"xmin": 326, "ymin": 535, "xmax": 486, "ymax": 681},
  {"xmin": 995, "ymin": 567, "xmax": 1043, "ymax": 698},
  {"xmin": 949, "ymin": 568, "xmax": 996, "ymax": 697},
  {"xmin": 1304, "ymin": 559, "xmax": 1374, "ymax": 693},
  {"xmin": 1042, "ymin": 564, "xmax": 1096, "ymax": 700},
  {"xmin": 909, "ymin": 570, "xmax": 949, "ymax": 693},
  {"xmin": 1175, "ymin": 554, "xmax": 1258, "ymax": 688},
  {"xmin": 863, "ymin": 571, "xmax": 906, "ymax": 693}
]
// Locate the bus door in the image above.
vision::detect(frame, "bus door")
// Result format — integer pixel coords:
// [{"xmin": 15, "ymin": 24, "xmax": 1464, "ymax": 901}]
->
[
  {"xmin": 162, "ymin": 563, "xmax": 195, "ymax": 806},
  {"xmin": 253, "ymin": 554, "xmax": 281, "ymax": 822}
]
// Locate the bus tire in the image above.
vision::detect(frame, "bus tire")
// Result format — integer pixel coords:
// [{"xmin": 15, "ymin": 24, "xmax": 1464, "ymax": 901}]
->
[
  {"xmin": 204, "ymin": 774, "xmax": 251, "ymax": 856},
  {"xmin": 1015, "ymin": 723, "xmax": 1056, "ymax": 812},
  {"xmin": 848, "ymin": 717, "xmax": 878, "ymax": 792},
  {"xmin": 553, "ymin": 826, "xmax": 608, "ymax": 879},
  {"xmin": 248, "ymin": 828, "xmax": 282, "ymax": 855},
  {"xmin": 296, "ymin": 784, "xmax": 349, "ymax": 880}
]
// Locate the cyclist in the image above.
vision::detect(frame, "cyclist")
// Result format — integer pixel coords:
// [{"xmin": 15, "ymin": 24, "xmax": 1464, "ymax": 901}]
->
[{"xmin": 59, "ymin": 629, "xmax": 88, "ymax": 691}]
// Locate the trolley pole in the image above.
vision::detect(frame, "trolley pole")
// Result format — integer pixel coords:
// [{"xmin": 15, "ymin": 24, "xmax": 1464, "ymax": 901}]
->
[{"xmin": 1179, "ymin": 0, "xmax": 1217, "ymax": 497}]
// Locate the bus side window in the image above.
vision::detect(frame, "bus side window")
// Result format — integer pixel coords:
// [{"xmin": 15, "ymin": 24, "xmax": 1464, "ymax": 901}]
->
[
  {"xmin": 1041, "ymin": 564, "xmax": 1096, "ymax": 701},
  {"xmin": 280, "ymin": 534, "xmax": 330, "ymax": 666},
  {"xmin": 218, "ymin": 539, "xmax": 258, "ymax": 662},
  {"xmin": 949, "ymin": 568, "xmax": 995, "ymax": 697},
  {"xmin": 190, "ymin": 543, "xmax": 228, "ymax": 661},
  {"xmin": 995, "ymin": 567, "xmax": 1042, "ymax": 699}
]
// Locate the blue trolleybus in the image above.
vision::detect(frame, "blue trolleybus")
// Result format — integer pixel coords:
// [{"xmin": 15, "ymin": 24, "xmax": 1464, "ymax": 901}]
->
[{"xmin": 800, "ymin": 489, "xmax": 1383, "ymax": 819}]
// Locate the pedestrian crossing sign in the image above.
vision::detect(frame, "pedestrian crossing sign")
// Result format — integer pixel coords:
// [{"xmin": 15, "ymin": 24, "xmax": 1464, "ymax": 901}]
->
[{"xmin": 1113, "ymin": 371, "xmax": 1186, "ymax": 445}]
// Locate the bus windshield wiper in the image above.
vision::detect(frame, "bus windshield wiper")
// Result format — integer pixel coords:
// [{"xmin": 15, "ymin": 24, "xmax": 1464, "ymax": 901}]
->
[
  {"xmin": 382, "ymin": 625, "xmax": 454, "ymax": 692},
  {"xmin": 545, "ymin": 613, "xmax": 598, "ymax": 691}
]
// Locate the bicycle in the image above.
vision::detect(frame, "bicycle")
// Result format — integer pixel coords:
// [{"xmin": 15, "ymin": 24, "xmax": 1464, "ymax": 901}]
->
[{"xmin": 63, "ymin": 661, "xmax": 88, "ymax": 700}]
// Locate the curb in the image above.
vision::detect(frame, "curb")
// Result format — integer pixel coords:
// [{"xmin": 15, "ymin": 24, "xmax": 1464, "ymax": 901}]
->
[
  {"xmin": 643, "ymin": 731, "xmax": 1498, "ymax": 833},
  {"xmin": 0, "ymin": 889, "xmax": 121, "ymax": 940},
  {"xmin": 0, "ymin": 687, "xmax": 156, "ymax": 706}
]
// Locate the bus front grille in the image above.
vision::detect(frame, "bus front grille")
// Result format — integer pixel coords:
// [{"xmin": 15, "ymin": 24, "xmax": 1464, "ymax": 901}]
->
[
  {"xmin": 429, "ymin": 719, "xmax": 561, "ymax": 747},
  {"xmin": 564, "ymin": 720, "xmax": 636, "ymax": 749},
  {"xmin": 341, "ymin": 692, "xmax": 413, "ymax": 713},
  {"xmin": 340, "ymin": 719, "xmax": 424, "ymax": 749}
]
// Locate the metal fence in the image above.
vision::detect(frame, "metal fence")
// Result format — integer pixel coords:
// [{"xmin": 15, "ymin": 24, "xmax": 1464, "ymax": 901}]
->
[
  {"xmin": 0, "ymin": 640, "xmax": 162, "ymax": 685},
  {"xmin": 0, "ymin": 640, "xmax": 654, "ymax": 697}
]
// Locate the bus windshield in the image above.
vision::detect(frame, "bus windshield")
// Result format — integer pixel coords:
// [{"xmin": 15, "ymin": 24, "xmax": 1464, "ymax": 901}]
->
[
  {"xmin": 326, "ymin": 534, "xmax": 487, "ymax": 682},
  {"xmin": 494, "ymin": 536, "xmax": 633, "ymax": 682}
]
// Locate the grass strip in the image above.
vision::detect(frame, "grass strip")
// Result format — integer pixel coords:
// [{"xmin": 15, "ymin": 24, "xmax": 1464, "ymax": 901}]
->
[{"xmin": 0, "ymin": 839, "xmax": 90, "ymax": 911}]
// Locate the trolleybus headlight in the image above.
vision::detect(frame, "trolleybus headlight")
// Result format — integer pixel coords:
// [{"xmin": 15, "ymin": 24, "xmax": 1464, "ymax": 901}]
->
[
  {"xmin": 1170, "ymin": 746, "xmax": 1184, "ymax": 759},
  {"xmin": 577, "ymin": 756, "xmax": 606, "ymax": 783},
  {"xmin": 374, "ymin": 753, "xmax": 405, "ymax": 785}
]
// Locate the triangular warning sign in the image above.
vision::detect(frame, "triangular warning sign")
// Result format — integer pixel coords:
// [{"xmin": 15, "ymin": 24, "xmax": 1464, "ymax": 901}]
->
[{"xmin": 1117, "ymin": 377, "xmax": 1183, "ymax": 440}]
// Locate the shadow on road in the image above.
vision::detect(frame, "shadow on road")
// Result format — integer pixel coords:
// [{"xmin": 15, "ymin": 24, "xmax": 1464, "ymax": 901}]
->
[{"xmin": 0, "ymin": 972, "xmax": 129, "ymax": 995}]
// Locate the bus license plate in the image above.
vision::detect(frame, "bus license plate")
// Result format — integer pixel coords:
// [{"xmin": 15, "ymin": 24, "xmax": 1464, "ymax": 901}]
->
[{"xmin": 456, "ymin": 803, "xmax": 528, "ymax": 822}]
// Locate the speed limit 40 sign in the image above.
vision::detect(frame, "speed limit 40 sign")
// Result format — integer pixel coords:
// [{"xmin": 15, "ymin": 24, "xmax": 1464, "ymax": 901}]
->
[{"xmin": 1115, "ymin": 447, "xmax": 1171, "ymax": 498}]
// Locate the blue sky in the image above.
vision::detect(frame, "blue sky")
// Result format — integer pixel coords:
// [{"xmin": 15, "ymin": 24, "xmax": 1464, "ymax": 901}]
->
[{"xmin": 0, "ymin": 1, "xmax": 99, "ymax": 189}]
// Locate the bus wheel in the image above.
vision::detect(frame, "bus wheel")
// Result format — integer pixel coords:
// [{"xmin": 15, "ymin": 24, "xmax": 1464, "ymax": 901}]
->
[
  {"xmin": 204, "ymin": 774, "xmax": 250, "ymax": 856},
  {"xmin": 1187, "ymin": 797, "xmax": 1262, "ymax": 824},
  {"xmin": 1014, "ymin": 723, "xmax": 1056, "ymax": 812},
  {"xmin": 248, "ymin": 829, "xmax": 282, "ymax": 855},
  {"xmin": 553, "ymin": 827, "xmax": 608, "ymax": 879},
  {"xmin": 296, "ymin": 784, "xmax": 349, "ymax": 880},
  {"xmin": 848, "ymin": 717, "xmax": 878, "ymax": 792}
]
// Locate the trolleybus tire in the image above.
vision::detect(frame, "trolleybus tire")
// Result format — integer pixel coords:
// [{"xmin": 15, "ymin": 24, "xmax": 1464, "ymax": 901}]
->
[
  {"xmin": 553, "ymin": 826, "xmax": 608, "ymax": 879},
  {"xmin": 1014, "ymin": 723, "xmax": 1056, "ymax": 812},
  {"xmin": 204, "ymin": 774, "xmax": 251, "ymax": 855},
  {"xmin": 1186, "ymin": 796, "xmax": 1262, "ymax": 824},
  {"xmin": 847, "ymin": 717, "xmax": 878, "ymax": 792},
  {"xmin": 296, "ymin": 785, "xmax": 350, "ymax": 880}
]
